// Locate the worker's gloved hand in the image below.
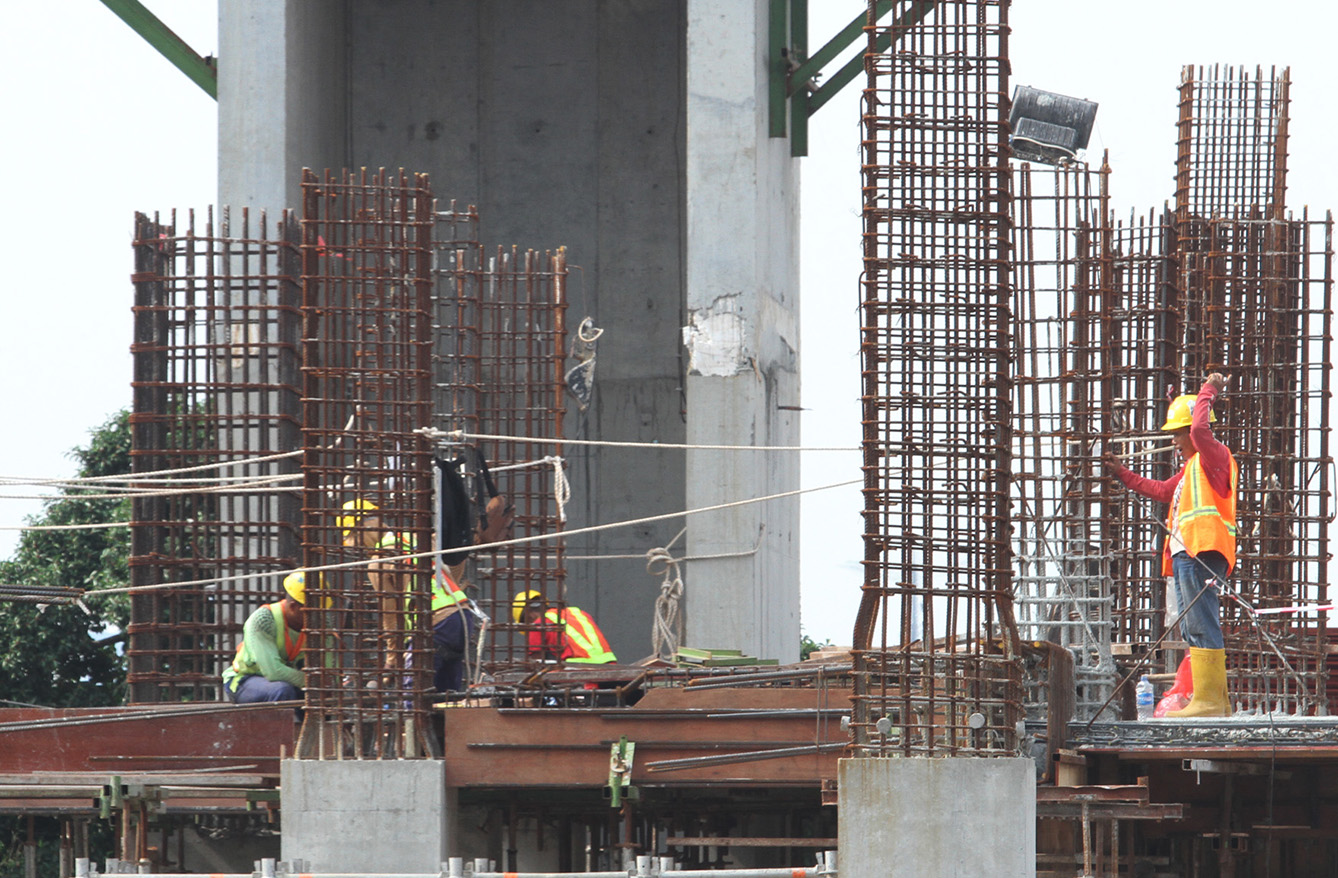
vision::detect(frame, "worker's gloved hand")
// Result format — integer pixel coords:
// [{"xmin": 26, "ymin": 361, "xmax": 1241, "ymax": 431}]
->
[
  {"xmin": 1206, "ymin": 372, "xmax": 1228, "ymax": 393},
  {"xmin": 476, "ymin": 494, "xmax": 515, "ymax": 547}
]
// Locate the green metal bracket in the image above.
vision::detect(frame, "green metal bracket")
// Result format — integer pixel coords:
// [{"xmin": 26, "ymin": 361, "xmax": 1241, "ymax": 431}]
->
[
  {"xmin": 603, "ymin": 735, "xmax": 637, "ymax": 808},
  {"xmin": 771, "ymin": 1, "xmax": 939, "ymax": 156},
  {"xmin": 99, "ymin": 0, "xmax": 217, "ymax": 100}
]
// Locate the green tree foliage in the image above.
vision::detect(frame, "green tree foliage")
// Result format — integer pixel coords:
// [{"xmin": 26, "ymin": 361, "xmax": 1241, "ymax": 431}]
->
[
  {"xmin": 0, "ymin": 412, "xmax": 131, "ymax": 877},
  {"xmin": 800, "ymin": 631, "xmax": 834, "ymax": 661},
  {"xmin": 0, "ymin": 410, "xmax": 130, "ymax": 707}
]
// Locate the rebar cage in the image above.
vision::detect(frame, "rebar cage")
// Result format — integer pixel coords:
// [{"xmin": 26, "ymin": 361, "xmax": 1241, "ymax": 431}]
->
[
  {"xmin": 128, "ymin": 208, "xmax": 302, "ymax": 703},
  {"xmin": 1010, "ymin": 162, "xmax": 1119, "ymax": 722},
  {"xmin": 433, "ymin": 218, "xmax": 570, "ymax": 678},
  {"xmin": 853, "ymin": 0, "xmax": 1023, "ymax": 757},
  {"xmin": 1170, "ymin": 65, "xmax": 1331, "ymax": 714},
  {"xmin": 296, "ymin": 168, "xmax": 438, "ymax": 758}
]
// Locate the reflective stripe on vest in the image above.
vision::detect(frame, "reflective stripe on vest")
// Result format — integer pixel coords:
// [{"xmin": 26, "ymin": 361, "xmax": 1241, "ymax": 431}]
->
[
  {"xmin": 376, "ymin": 532, "xmax": 417, "ymax": 554},
  {"xmin": 1164, "ymin": 452, "xmax": 1238, "ymax": 574},
  {"xmin": 431, "ymin": 568, "xmax": 467, "ymax": 612},
  {"xmin": 544, "ymin": 607, "xmax": 616, "ymax": 664}
]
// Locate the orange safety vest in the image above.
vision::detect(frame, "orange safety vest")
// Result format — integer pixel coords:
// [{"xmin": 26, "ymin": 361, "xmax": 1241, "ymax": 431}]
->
[
  {"xmin": 225, "ymin": 602, "xmax": 305, "ymax": 690},
  {"xmin": 544, "ymin": 606, "xmax": 617, "ymax": 664},
  {"xmin": 1163, "ymin": 452, "xmax": 1238, "ymax": 575}
]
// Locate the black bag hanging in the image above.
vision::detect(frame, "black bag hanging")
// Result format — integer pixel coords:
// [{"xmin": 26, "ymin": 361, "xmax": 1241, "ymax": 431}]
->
[{"xmin": 435, "ymin": 447, "xmax": 508, "ymax": 566}]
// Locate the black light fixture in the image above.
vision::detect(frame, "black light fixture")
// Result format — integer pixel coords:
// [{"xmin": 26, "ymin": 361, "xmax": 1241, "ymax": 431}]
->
[{"xmin": 1009, "ymin": 86, "xmax": 1099, "ymax": 166}]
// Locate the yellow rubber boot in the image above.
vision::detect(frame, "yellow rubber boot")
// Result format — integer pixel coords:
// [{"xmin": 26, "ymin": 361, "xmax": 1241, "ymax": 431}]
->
[{"xmin": 1166, "ymin": 647, "xmax": 1230, "ymax": 718}]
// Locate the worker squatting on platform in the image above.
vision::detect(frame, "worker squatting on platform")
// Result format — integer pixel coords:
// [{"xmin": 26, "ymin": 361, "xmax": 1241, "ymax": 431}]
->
[
  {"xmin": 1103, "ymin": 373, "xmax": 1239, "ymax": 718},
  {"xmin": 222, "ymin": 571, "xmax": 313, "ymax": 704}
]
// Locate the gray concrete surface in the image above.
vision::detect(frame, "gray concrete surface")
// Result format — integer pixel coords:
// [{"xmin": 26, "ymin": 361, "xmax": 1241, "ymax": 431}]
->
[
  {"xmin": 281, "ymin": 759, "xmax": 448, "ymax": 872},
  {"xmin": 837, "ymin": 757, "xmax": 1036, "ymax": 877},
  {"xmin": 218, "ymin": 0, "xmax": 798, "ymax": 662}
]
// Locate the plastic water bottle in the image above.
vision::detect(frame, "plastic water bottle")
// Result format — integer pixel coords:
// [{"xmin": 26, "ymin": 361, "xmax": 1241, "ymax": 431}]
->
[{"xmin": 1136, "ymin": 675, "xmax": 1155, "ymax": 720}]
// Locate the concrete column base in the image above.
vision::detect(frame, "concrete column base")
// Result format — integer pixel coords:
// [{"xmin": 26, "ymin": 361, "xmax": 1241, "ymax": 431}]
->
[
  {"xmin": 837, "ymin": 757, "xmax": 1035, "ymax": 878},
  {"xmin": 281, "ymin": 759, "xmax": 447, "ymax": 872}
]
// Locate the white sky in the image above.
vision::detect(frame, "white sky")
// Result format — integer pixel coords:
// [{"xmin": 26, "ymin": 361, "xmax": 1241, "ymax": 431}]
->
[{"xmin": 2, "ymin": 3, "xmax": 1335, "ymax": 645}]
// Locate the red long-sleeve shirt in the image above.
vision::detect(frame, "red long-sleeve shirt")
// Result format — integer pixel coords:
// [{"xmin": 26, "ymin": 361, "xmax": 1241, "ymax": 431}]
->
[{"xmin": 1111, "ymin": 381, "xmax": 1232, "ymax": 502}]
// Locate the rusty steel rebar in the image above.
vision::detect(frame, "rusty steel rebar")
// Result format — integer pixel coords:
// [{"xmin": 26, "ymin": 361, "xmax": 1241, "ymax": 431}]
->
[
  {"xmin": 127, "ymin": 207, "xmax": 302, "ymax": 704},
  {"xmin": 295, "ymin": 168, "xmax": 437, "ymax": 758},
  {"xmin": 1166, "ymin": 65, "xmax": 1330, "ymax": 715},
  {"xmin": 433, "ymin": 215, "xmax": 569, "ymax": 678},
  {"xmin": 1009, "ymin": 160, "xmax": 1119, "ymax": 721},
  {"xmin": 852, "ymin": 0, "xmax": 1022, "ymax": 757}
]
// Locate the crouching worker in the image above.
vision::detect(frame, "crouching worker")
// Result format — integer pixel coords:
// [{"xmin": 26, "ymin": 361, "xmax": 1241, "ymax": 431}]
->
[
  {"xmin": 513, "ymin": 590, "xmax": 616, "ymax": 664},
  {"xmin": 222, "ymin": 571, "xmax": 310, "ymax": 703}
]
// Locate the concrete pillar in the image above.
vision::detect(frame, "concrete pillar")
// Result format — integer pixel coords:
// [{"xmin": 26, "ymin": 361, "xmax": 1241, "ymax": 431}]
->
[
  {"xmin": 218, "ymin": 0, "xmax": 349, "ymax": 215},
  {"xmin": 683, "ymin": 0, "xmax": 800, "ymax": 662},
  {"xmin": 219, "ymin": 1, "xmax": 800, "ymax": 663},
  {"xmin": 837, "ymin": 758, "xmax": 1036, "ymax": 877},
  {"xmin": 281, "ymin": 759, "xmax": 448, "ymax": 872}
]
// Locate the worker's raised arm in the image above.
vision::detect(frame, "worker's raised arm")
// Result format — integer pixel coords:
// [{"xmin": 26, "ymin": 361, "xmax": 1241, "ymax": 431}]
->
[
  {"xmin": 244, "ymin": 607, "xmax": 305, "ymax": 689},
  {"xmin": 1191, "ymin": 374, "xmax": 1233, "ymax": 497},
  {"xmin": 1103, "ymin": 451, "xmax": 1181, "ymax": 503}
]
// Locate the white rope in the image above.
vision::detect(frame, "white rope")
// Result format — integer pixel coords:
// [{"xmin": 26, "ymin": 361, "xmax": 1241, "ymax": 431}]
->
[
  {"xmin": 0, "ymin": 521, "xmax": 127, "ymax": 533},
  {"xmin": 0, "ymin": 450, "xmax": 303, "ymax": 487},
  {"xmin": 87, "ymin": 477, "xmax": 860, "ymax": 598},
  {"xmin": 488, "ymin": 455, "xmax": 572, "ymax": 523},
  {"xmin": 419, "ymin": 426, "xmax": 857, "ymax": 453},
  {"xmin": 650, "ymin": 528, "xmax": 687, "ymax": 661},
  {"xmin": 552, "ymin": 457, "xmax": 571, "ymax": 523},
  {"xmin": 0, "ymin": 477, "xmax": 301, "ymax": 501}
]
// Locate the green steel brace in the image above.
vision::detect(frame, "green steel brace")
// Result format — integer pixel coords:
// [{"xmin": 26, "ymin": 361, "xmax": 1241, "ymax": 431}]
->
[
  {"xmin": 770, "ymin": 0, "xmax": 938, "ymax": 156},
  {"xmin": 99, "ymin": 0, "xmax": 217, "ymax": 99}
]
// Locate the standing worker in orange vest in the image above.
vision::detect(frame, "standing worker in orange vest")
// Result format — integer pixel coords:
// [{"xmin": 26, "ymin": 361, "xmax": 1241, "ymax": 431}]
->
[
  {"xmin": 222, "ymin": 571, "xmax": 311, "ymax": 703},
  {"xmin": 1104, "ymin": 373, "xmax": 1238, "ymax": 718},
  {"xmin": 513, "ymin": 590, "xmax": 617, "ymax": 664}
]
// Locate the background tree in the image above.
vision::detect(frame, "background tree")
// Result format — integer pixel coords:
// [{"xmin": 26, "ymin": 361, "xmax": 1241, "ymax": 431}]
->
[{"xmin": 0, "ymin": 410, "xmax": 130, "ymax": 877}]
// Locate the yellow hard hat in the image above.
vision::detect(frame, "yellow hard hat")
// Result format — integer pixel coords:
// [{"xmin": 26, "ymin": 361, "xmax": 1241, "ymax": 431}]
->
[
  {"xmin": 1161, "ymin": 394, "xmax": 1217, "ymax": 432},
  {"xmin": 338, "ymin": 498, "xmax": 379, "ymax": 539},
  {"xmin": 512, "ymin": 589, "xmax": 543, "ymax": 623},
  {"xmin": 283, "ymin": 570, "xmax": 308, "ymax": 604},
  {"xmin": 283, "ymin": 570, "xmax": 331, "ymax": 608}
]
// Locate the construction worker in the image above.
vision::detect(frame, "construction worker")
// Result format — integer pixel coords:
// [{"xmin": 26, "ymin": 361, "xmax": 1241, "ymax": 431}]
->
[
  {"xmin": 513, "ymin": 590, "xmax": 617, "ymax": 664},
  {"xmin": 1104, "ymin": 373, "xmax": 1237, "ymax": 718},
  {"xmin": 429, "ymin": 561, "xmax": 482, "ymax": 692},
  {"xmin": 339, "ymin": 499, "xmax": 416, "ymax": 661},
  {"xmin": 222, "ymin": 571, "xmax": 311, "ymax": 703}
]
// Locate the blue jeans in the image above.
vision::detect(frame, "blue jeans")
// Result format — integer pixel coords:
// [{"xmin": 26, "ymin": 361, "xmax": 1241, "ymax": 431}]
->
[
  {"xmin": 433, "ymin": 608, "xmax": 481, "ymax": 693},
  {"xmin": 1171, "ymin": 551, "xmax": 1227, "ymax": 650},
  {"xmin": 233, "ymin": 675, "xmax": 302, "ymax": 703}
]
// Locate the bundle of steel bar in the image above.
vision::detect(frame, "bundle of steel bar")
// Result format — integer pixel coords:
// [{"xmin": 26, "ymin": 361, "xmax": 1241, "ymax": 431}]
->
[
  {"xmin": 1010, "ymin": 161, "xmax": 1118, "ymax": 721},
  {"xmin": 296, "ymin": 168, "xmax": 437, "ymax": 758},
  {"xmin": 127, "ymin": 207, "xmax": 302, "ymax": 704},
  {"xmin": 852, "ymin": 0, "xmax": 1022, "ymax": 756},
  {"xmin": 433, "ymin": 220, "xmax": 569, "ymax": 676},
  {"xmin": 0, "ymin": 584, "xmax": 84, "ymax": 605}
]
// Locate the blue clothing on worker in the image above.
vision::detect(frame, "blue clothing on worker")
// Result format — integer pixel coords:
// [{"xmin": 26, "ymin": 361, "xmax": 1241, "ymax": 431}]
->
[
  {"xmin": 233, "ymin": 674, "xmax": 302, "ymax": 704},
  {"xmin": 1171, "ymin": 551, "xmax": 1228, "ymax": 650},
  {"xmin": 430, "ymin": 565, "xmax": 479, "ymax": 692},
  {"xmin": 433, "ymin": 608, "xmax": 481, "ymax": 692}
]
